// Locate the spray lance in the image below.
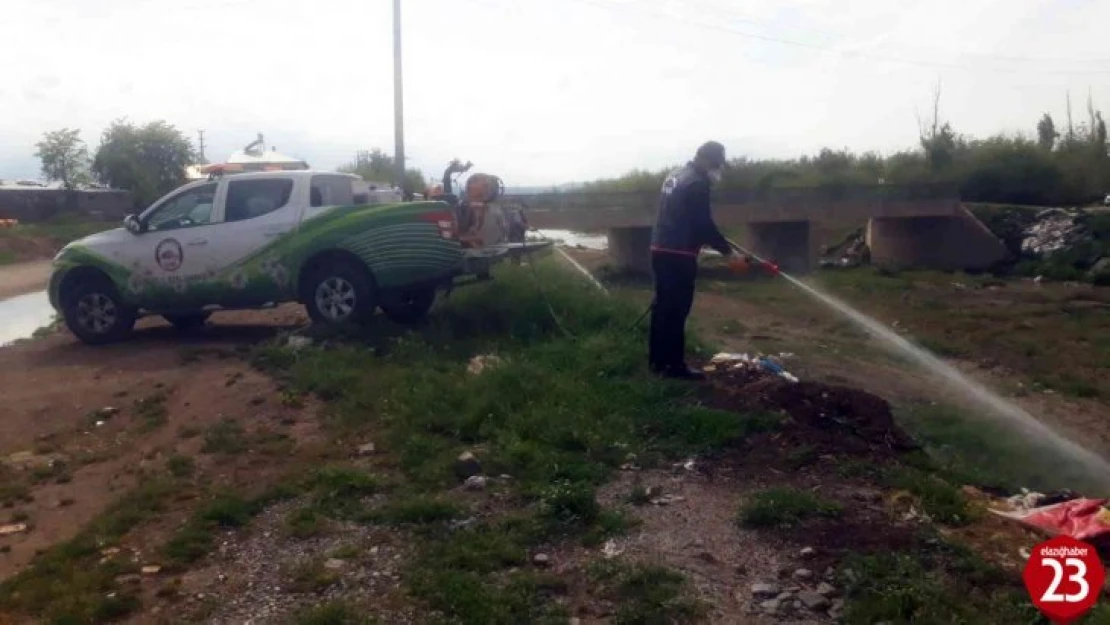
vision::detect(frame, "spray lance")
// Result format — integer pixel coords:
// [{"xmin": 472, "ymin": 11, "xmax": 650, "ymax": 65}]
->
[{"xmin": 630, "ymin": 239, "xmax": 781, "ymax": 329}]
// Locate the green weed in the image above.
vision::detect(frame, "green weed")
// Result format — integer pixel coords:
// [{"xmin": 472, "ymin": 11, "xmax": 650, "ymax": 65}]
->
[
  {"xmin": 201, "ymin": 418, "xmax": 247, "ymax": 454},
  {"xmin": 0, "ymin": 478, "xmax": 176, "ymax": 622},
  {"xmin": 286, "ymin": 506, "xmax": 326, "ymax": 539},
  {"xmin": 287, "ymin": 558, "xmax": 341, "ymax": 593},
  {"xmin": 290, "ymin": 601, "xmax": 377, "ymax": 625},
  {"xmin": 588, "ymin": 561, "xmax": 706, "ymax": 625},
  {"xmin": 133, "ymin": 391, "xmax": 170, "ymax": 431},
  {"xmin": 305, "ymin": 465, "xmax": 380, "ymax": 519},
  {"xmin": 366, "ymin": 495, "xmax": 460, "ymax": 526},
  {"xmin": 839, "ymin": 546, "xmax": 1037, "ymax": 624},
  {"xmin": 738, "ymin": 488, "xmax": 843, "ymax": 529},
  {"xmin": 166, "ymin": 454, "xmax": 195, "ymax": 478}
]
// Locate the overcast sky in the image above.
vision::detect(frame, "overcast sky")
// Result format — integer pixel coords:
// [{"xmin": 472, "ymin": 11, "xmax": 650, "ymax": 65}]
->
[{"xmin": 3, "ymin": 0, "xmax": 1110, "ymax": 186}]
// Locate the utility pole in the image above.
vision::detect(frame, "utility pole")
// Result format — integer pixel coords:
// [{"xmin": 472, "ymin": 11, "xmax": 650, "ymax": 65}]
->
[
  {"xmin": 392, "ymin": 0, "xmax": 405, "ymax": 194},
  {"xmin": 197, "ymin": 130, "xmax": 208, "ymax": 164}
]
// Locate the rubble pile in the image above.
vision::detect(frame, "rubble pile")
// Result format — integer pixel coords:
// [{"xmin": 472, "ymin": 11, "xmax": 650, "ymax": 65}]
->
[
  {"xmin": 1020, "ymin": 208, "xmax": 1088, "ymax": 256},
  {"xmin": 818, "ymin": 228, "xmax": 870, "ymax": 269}
]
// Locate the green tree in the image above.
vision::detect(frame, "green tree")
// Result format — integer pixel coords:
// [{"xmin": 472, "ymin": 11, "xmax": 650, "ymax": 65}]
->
[
  {"xmin": 339, "ymin": 149, "xmax": 426, "ymax": 197},
  {"xmin": 35, "ymin": 128, "xmax": 90, "ymax": 190},
  {"xmin": 91, "ymin": 119, "xmax": 195, "ymax": 208},
  {"xmin": 1036, "ymin": 113, "xmax": 1058, "ymax": 151}
]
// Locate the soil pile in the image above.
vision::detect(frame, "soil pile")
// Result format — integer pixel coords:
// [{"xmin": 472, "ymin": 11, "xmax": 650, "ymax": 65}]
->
[{"xmin": 705, "ymin": 366, "xmax": 919, "ymax": 455}]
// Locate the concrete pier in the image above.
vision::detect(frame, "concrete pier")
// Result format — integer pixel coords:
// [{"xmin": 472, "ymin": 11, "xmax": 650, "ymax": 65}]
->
[
  {"xmin": 866, "ymin": 206, "xmax": 1006, "ymax": 270},
  {"xmin": 607, "ymin": 226, "xmax": 652, "ymax": 274}
]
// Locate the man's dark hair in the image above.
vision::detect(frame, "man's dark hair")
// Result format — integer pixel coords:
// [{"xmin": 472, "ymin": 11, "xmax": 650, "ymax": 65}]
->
[{"xmin": 695, "ymin": 141, "xmax": 726, "ymax": 168}]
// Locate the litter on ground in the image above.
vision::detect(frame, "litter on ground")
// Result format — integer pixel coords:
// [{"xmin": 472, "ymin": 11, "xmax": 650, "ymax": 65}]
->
[
  {"xmin": 707, "ymin": 352, "xmax": 799, "ymax": 383},
  {"xmin": 466, "ymin": 354, "xmax": 503, "ymax": 375},
  {"xmin": 990, "ymin": 497, "xmax": 1110, "ymax": 544}
]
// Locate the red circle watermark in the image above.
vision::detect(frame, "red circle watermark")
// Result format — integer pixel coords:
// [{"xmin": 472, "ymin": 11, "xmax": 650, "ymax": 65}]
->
[{"xmin": 1023, "ymin": 536, "xmax": 1104, "ymax": 624}]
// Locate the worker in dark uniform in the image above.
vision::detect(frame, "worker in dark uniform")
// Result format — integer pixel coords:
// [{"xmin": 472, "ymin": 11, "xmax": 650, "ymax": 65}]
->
[{"xmin": 648, "ymin": 141, "xmax": 743, "ymax": 380}]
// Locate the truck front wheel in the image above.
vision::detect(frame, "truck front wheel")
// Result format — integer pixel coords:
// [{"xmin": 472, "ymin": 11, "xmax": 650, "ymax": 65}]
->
[
  {"xmin": 303, "ymin": 260, "xmax": 377, "ymax": 325},
  {"xmin": 62, "ymin": 278, "xmax": 136, "ymax": 345},
  {"xmin": 380, "ymin": 286, "xmax": 437, "ymax": 324}
]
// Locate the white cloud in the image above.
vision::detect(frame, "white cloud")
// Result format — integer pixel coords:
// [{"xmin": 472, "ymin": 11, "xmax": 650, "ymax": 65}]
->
[{"xmin": 3, "ymin": 0, "xmax": 1110, "ymax": 185}]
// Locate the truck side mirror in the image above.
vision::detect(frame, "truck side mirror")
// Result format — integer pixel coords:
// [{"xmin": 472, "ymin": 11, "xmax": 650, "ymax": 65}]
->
[{"xmin": 123, "ymin": 214, "xmax": 144, "ymax": 235}]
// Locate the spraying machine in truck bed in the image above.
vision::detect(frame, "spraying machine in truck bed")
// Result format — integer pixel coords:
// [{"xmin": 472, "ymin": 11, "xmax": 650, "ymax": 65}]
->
[{"xmin": 426, "ymin": 159, "xmax": 551, "ymax": 274}]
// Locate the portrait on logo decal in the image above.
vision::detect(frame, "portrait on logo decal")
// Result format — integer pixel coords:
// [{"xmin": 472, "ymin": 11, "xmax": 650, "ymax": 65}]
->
[{"xmin": 155, "ymin": 238, "xmax": 184, "ymax": 272}]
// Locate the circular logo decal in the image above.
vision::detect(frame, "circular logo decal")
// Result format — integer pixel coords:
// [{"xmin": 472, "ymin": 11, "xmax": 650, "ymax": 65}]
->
[{"xmin": 155, "ymin": 238, "xmax": 184, "ymax": 272}]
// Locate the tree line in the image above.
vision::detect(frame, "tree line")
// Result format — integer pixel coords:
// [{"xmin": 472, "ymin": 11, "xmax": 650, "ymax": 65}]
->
[
  {"xmin": 34, "ymin": 120, "xmax": 196, "ymax": 209},
  {"xmin": 579, "ymin": 91, "xmax": 1110, "ymax": 208},
  {"xmin": 34, "ymin": 124, "xmax": 433, "ymax": 208}
]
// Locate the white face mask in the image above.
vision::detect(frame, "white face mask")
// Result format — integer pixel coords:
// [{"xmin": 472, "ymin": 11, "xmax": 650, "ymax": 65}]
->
[{"xmin": 708, "ymin": 169, "xmax": 723, "ymax": 184}]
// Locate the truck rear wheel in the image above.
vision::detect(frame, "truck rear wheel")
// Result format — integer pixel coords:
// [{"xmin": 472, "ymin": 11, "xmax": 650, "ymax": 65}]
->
[
  {"xmin": 62, "ymin": 278, "xmax": 136, "ymax": 345},
  {"xmin": 303, "ymin": 260, "xmax": 377, "ymax": 325},
  {"xmin": 380, "ymin": 286, "xmax": 436, "ymax": 324}
]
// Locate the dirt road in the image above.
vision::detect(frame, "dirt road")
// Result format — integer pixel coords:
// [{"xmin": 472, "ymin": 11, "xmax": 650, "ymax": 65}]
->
[
  {"xmin": 0, "ymin": 261, "xmax": 51, "ymax": 299},
  {"xmin": 0, "ymin": 307, "xmax": 309, "ymax": 581}
]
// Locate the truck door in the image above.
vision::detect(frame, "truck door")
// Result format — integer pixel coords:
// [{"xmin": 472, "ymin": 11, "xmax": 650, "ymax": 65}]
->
[
  {"xmin": 114, "ymin": 180, "xmax": 221, "ymax": 310},
  {"xmin": 193, "ymin": 176, "xmax": 302, "ymax": 307}
]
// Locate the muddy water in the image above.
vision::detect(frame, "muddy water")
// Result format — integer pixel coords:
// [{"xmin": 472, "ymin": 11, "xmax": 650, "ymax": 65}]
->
[
  {"xmin": 534, "ymin": 230, "xmax": 608, "ymax": 250},
  {"xmin": 0, "ymin": 291, "xmax": 54, "ymax": 346}
]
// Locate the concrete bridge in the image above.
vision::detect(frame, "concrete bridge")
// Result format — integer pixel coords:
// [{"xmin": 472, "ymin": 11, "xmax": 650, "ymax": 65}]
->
[{"xmin": 516, "ymin": 184, "xmax": 1007, "ymax": 273}]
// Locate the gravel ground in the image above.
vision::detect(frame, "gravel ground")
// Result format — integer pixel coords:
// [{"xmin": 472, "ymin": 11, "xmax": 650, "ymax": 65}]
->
[{"xmin": 194, "ymin": 498, "xmax": 421, "ymax": 624}]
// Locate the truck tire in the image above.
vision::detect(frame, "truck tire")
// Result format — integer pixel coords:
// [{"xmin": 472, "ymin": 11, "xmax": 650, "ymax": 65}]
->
[
  {"xmin": 381, "ymin": 286, "xmax": 436, "ymax": 324},
  {"xmin": 303, "ymin": 259, "xmax": 377, "ymax": 325},
  {"xmin": 62, "ymin": 278, "xmax": 136, "ymax": 345},
  {"xmin": 164, "ymin": 312, "xmax": 210, "ymax": 332}
]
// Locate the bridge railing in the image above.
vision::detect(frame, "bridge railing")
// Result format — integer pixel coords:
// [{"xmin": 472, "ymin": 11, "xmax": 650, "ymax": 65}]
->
[{"xmin": 513, "ymin": 182, "xmax": 959, "ymax": 210}]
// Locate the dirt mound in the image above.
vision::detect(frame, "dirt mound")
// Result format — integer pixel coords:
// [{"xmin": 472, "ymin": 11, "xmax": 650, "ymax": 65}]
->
[{"xmin": 705, "ymin": 367, "xmax": 919, "ymax": 455}]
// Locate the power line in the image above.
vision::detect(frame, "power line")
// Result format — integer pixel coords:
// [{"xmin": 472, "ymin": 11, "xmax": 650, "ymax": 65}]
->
[
  {"xmin": 461, "ymin": 0, "xmax": 1110, "ymax": 76},
  {"xmin": 679, "ymin": 0, "xmax": 1110, "ymax": 66},
  {"xmin": 581, "ymin": 0, "xmax": 1110, "ymax": 75}
]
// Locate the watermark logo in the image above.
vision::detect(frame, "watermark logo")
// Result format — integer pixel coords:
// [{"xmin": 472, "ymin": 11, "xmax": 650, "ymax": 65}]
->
[{"xmin": 1024, "ymin": 536, "xmax": 1104, "ymax": 624}]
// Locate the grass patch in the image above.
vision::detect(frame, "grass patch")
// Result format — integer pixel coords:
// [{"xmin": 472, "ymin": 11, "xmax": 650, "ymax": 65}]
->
[
  {"xmin": 884, "ymin": 466, "xmax": 973, "ymax": 526},
  {"xmin": 0, "ymin": 478, "xmax": 176, "ymax": 622},
  {"xmin": 588, "ymin": 560, "xmax": 706, "ymax": 625},
  {"xmin": 738, "ymin": 488, "xmax": 843, "ymax": 529},
  {"xmin": 291, "ymin": 601, "xmax": 377, "ymax": 625},
  {"xmin": 248, "ymin": 263, "xmax": 784, "ymax": 622},
  {"xmin": 133, "ymin": 391, "xmax": 169, "ymax": 431},
  {"xmin": 410, "ymin": 569, "xmax": 569, "ymax": 625},
  {"xmin": 839, "ymin": 542, "xmax": 1038, "ymax": 624},
  {"xmin": 893, "ymin": 403, "xmax": 1106, "ymax": 494},
  {"xmin": 254, "ymin": 427, "xmax": 296, "ymax": 456},
  {"xmin": 166, "ymin": 454, "xmax": 195, "ymax": 478},
  {"xmin": 287, "ymin": 558, "xmax": 342, "ymax": 593},
  {"xmin": 366, "ymin": 495, "xmax": 460, "ymax": 526},
  {"xmin": 201, "ymin": 417, "xmax": 247, "ymax": 454},
  {"xmin": 163, "ymin": 491, "xmax": 270, "ymax": 567},
  {"xmin": 29, "ymin": 459, "xmax": 71, "ymax": 485},
  {"xmin": 286, "ymin": 506, "xmax": 326, "ymax": 539},
  {"xmin": 304, "ymin": 465, "xmax": 380, "ymax": 519}
]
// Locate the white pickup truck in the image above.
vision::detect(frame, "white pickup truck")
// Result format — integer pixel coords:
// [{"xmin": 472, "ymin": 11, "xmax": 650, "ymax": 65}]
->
[{"xmin": 48, "ymin": 170, "xmax": 521, "ymax": 344}]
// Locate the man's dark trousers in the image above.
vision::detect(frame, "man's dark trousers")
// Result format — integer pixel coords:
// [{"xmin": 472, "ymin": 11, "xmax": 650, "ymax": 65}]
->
[{"xmin": 649, "ymin": 251, "xmax": 698, "ymax": 372}]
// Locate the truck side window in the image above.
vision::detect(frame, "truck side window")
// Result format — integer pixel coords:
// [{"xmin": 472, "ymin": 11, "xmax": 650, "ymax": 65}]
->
[
  {"xmin": 310, "ymin": 175, "xmax": 355, "ymax": 208},
  {"xmin": 146, "ymin": 183, "xmax": 218, "ymax": 231},
  {"xmin": 225, "ymin": 179, "xmax": 294, "ymax": 223}
]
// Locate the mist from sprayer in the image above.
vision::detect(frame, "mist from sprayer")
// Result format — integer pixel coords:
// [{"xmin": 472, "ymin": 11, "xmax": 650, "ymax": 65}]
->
[{"xmin": 775, "ymin": 269, "xmax": 1110, "ymax": 487}]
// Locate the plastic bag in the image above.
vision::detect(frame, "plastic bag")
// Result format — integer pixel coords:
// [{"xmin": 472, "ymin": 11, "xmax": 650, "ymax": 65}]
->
[{"xmin": 992, "ymin": 498, "xmax": 1110, "ymax": 542}]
